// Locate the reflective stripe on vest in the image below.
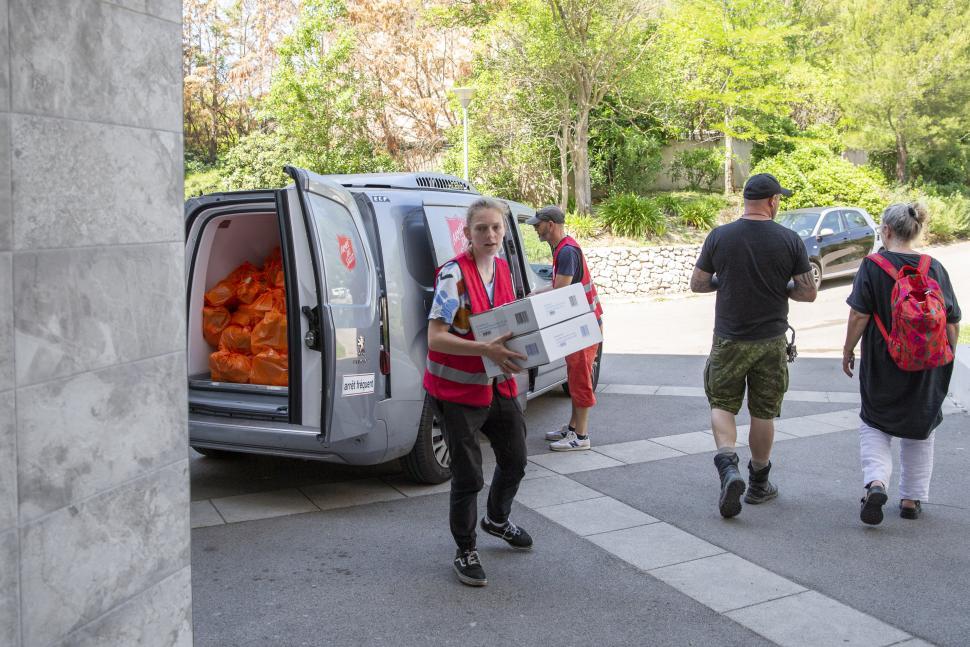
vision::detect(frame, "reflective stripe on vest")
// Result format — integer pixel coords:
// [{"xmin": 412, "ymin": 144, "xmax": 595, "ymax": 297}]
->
[
  {"xmin": 423, "ymin": 251, "xmax": 519, "ymax": 406},
  {"xmin": 553, "ymin": 236, "xmax": 604, "ymax": 320}
]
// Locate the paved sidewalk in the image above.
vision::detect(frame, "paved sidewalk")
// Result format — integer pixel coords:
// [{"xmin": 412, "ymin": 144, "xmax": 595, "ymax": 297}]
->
[{"xmin": 191, "ymin": 355, "xmax": 968, "ymax": 647}]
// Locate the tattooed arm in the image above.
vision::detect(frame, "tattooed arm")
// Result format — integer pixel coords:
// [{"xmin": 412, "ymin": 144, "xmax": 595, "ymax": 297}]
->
[{"xmin": 787, "ymin": 271, "xmax": 817, "ymax": 302}]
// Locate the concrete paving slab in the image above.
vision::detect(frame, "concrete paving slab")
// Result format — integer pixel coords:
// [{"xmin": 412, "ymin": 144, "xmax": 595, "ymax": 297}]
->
[
  {"xmin": 651, "ymin": 431, "xmax": 718, "ymax": 454},
  {"xmin": 649, "ymin": 552, "xmax": 806, "ymax": 613},
  {"xmin": 210, "ymin": 488, "xmax": 319, "ymax": 524},
  {"xmin": 482, "ymin": 460, "xmax": 556, "ymax": 485},
  {"xmin": 190, "ymin": 500, "xmax": 224, "ymax": 528},
  {"xmin": 892, "ymin": 639, "xmax": 936, "ymax": 647},
  {"xmin": 726, "ymin": 590, "xmax": 910, "ymax": 647},
  {"xmin": 382, "ymin": 476, "xmax": 453, "ymax": 498},
  {"xmin": 587, "ymin": 522, "xmax": 725, "ymax": 571},
  {"xmin": 784, "ymin": 390, "xmax": 832, "ymax": 403},
  {"xmin": 804, "ymin": 408, "xmax": 861, "ymax": 431},
  {"xmin": 655, "ymin": 385, "xmax": 706, "ymax": 397},
  {"xmin": 301, "ymin": 478, "xmax": 405, "ymax": 511},
  {"xmin": 527, "ymin": 449, "xmax": 624, "ymax": 474},
  {"xmin": 773, "ymin": 415, "xmax": 847, "ymax": 438},
  {"xmin": 593, "ymin": 439, "xmax": 685, "ymax": 464},
  {"xmin": 514, "ymin": 475, "xmax": 603, "ymax": 508},
  {"xmin": 535, "ymin": 496, "xmax": 658, "ymax": 536},
  {"xmin": 600, "ymin": 383, "xmax": 659, "ymax": 395}
]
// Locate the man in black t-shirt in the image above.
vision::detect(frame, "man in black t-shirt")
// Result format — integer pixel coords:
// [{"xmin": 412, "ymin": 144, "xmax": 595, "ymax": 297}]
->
[{"xmin": 690, "ymin": 173, "xmax": 817, "ymax": 518}]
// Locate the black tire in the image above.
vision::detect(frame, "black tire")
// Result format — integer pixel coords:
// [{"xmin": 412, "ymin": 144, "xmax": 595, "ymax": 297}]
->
[
  {"xmin": 401, "ymin": 394, "xmax": 452, "ymax": 484},
  {"xmin": 191, "ymin": 446, "xmax": 236, "ymax": 459},
  {"xmin": 810, "ymin": 261, "xmax": 822, "ymax": 289},
  {"xmin": 561, "ymin": 342, "xmax": 603, "ymax": 397}
]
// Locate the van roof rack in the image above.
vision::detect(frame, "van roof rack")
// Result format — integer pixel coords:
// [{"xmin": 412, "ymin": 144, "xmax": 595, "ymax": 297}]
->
[{"xmin": 325, "ymin": 172, "xmax": 478, "ymax": 194}]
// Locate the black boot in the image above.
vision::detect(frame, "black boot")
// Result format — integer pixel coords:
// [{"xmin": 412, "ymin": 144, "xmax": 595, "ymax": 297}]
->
[
  {"xmin": 744, "ymin": 461, "xmax": 778, "ymax": 504},
  {"xmin": 713, "ymin": 452, "xmax": 745, "ymax": 518}
]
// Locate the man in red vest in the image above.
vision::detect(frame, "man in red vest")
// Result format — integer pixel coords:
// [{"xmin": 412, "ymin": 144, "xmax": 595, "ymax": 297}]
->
[
  {"xmin": 528, "ymin": 205, "xmax": 604, "ymax": 451},
  {"xmin": 424, "ymin": 198, "xmax": 534, "ymax": 587}
]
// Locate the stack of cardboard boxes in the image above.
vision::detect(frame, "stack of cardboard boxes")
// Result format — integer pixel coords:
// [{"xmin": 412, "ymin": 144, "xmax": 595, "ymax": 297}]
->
[{"xmin": 470, "ymin": 283, "xmax": 602, "ymax": 378}]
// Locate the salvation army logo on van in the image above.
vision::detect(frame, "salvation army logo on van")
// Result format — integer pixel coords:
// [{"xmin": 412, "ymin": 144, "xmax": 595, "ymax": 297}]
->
[
  {"xmin": 337, "ymin": 235, "xmax": 356, "ymax": 270},
  {"xmin": 446, "ymin": 217, "xmax": 466, "ymax": 255}
]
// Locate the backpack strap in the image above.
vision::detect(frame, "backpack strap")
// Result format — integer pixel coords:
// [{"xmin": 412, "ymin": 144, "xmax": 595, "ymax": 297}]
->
[
  {"xmin": 917, "ymin": 254, "xmax": 932, "ymax": 276},
  {"xmin": 871, "ymin": 312, "xmax": 892, "ymax": 346},
  {"xmin": 866, "ymin": 253, "xmax": 898, "ymax": 280}
]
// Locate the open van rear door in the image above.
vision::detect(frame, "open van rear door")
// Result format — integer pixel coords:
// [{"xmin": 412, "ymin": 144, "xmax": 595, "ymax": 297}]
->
[{"xmin": 286, "ymin": 167, "xmax": 384, "ymax": 445}]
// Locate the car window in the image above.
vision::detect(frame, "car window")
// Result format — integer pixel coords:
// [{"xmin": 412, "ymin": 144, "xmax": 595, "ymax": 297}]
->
[
  {"xmin": 306, "ymin": 192, "xmax": 370, "ymax": 305},
  {"xmin": 820, "ymin": 212, "xmax": 845, "ymax": 234},
  {"xmin": 517, "ymin": 220, "xmax": 552, "ymax": 265},
  {"xmin": 777, "ymin": 212, "xmax": 820, "ymax": 237},
  {"xmin": 843, "ymin": 210, "xmax": 870, "ymax": 229}
]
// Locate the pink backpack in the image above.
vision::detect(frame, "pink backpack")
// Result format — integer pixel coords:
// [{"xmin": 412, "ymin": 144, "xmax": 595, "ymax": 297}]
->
[{"xmin": 867, "ymin": 253, "xmax": 954, "ymax": 371}]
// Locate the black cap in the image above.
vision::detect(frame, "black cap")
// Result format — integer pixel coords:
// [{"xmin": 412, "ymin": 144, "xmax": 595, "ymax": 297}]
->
[
  {"xmin": 525, "ymin": 205, "xmax": 565, "ymax": 225},
  {"xmin": 742, "ymin": 173, "xmax": 792, "ymax": 200}
]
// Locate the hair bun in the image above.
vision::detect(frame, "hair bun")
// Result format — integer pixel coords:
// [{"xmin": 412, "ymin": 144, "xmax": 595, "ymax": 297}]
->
[{"xmin": 910, "ymin": 203, "xmax": 929, "ymax": 225}]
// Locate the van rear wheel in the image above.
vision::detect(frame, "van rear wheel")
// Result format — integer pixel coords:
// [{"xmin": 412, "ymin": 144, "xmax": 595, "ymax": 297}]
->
[
  {"xmin": 401, "ymin": 395, "xmax": 452, "ymax": 484},
  {"xmin": 561, "ymin": 342, "xmax": 603, "ymax": 397}
]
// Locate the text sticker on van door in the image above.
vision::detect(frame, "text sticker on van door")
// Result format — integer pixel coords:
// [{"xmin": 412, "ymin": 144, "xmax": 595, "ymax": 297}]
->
[
  {"xmin": 342, "ymin": 373, "xmax": 375, "ymax": 397},
  {"xmin": 447, "ymin": 217, "xmax": 466, "ymax": 254},
  {"xmin": 337, "ymin": 235, "xmax": 357, "ymax": 270}
]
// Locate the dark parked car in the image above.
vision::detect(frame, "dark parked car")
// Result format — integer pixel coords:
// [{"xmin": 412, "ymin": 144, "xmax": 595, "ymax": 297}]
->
[{"xmin": 777, "ymin": 206, "xmax": 880, "ymax": 288}]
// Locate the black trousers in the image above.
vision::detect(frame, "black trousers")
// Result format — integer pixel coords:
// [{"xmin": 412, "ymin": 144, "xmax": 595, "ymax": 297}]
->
[{"xmin": 431, "ymin": 387, "xmax": 528, "ymax": 550}]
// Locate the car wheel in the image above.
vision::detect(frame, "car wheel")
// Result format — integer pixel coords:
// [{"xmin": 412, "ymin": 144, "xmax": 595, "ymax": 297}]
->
[
  {"xmin": 561, "ymin": 342, "xmax": 603, "ymax": 396},
  {"xmin": 810, "ymin": 261, "xmax": 822, "ymax": 289},
  {"xmin": 191, "ymin": 446, "xmax": 236, "ymax": 459},
  {"xmin": 401, "ymin": 394, "xmax": 452, "ymax": 484}
]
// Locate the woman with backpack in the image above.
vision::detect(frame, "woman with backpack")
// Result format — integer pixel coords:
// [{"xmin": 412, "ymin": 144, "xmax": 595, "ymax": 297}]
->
[{"xmin": 842, "ymin": 203, "xmax": 961, "ymax": 525}]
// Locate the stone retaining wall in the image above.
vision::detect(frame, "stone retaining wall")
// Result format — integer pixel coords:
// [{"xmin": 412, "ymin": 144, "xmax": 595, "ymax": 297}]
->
[{"xmin": 586, "ymin": 245, "xmax": 702, "ymax": 297}]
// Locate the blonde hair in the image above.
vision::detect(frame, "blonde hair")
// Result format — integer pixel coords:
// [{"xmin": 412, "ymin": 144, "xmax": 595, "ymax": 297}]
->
[
  {"xmin": 466, "ymin": 198, "xmax": 506, "ymax": 225},
  {"xmin": 881, "ymin": 202, "xmax": 928, "ymax": 243}
]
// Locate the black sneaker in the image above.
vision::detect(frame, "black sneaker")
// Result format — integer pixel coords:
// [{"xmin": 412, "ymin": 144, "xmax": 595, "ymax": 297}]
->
[
  {"xmin": 453, "ymin": 548, "xmax": 487, "ymax": 587},
  {"xmin": 480, "ymin": 517, "xmax": 534, "ymax": 550}
]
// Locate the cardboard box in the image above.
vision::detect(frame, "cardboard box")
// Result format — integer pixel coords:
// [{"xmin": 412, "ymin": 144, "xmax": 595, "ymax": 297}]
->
[
  {"xmin": 470, "ymin": 282, "xmax": 590, "ymax": 341},
  {"xmin": 482, "ymin": 311, "xmax": 602, "ymax": 377}
]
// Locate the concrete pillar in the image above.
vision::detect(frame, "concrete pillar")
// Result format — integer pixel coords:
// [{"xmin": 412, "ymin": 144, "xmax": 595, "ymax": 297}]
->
[{"xmin": 1, "ymin": 1, "xmax": 191, "ymax": 645}]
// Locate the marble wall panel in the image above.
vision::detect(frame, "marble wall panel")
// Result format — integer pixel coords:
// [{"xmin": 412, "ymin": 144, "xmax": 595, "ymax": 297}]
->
[
  {"xmin": 9, "ymin": 0, "xmax": 181, "ymax": 131},
  {"xmin": 55, "ymin": 567, "xmax": 192, "ymax": 647},
  {"xmin": 0, "ymin": 0, "xmax": 8, "ymax": 111},
  {"xmin": 17, "ymin": 352, "xmax": 187, "ymax": 521},
  {"xmin": 0, "ymin": 253, "xmax": 11, "ymax": 392},
  {"xmin": 104, "ymin": 0, "xmax": 182, "ymax": 24},
  {"xmin": 0, "ymin": 390, "xmax": 15, "ymax": 532},
  {"xmin": 0, "ymin": 529, "xmax": 19, "ymax": 647},
  {"xmin": 11, "ymin": 115, "xmax": 182, "ymax": 249},
  {"xmin": 14, "ymin": 242, "xmax": 185, "ymax": 386},
  {"xmin": 0, "ymin": 115, "xmax": 10, "ymax": 251},
  {"xmin": 20, "ymin": 460, "xmax": 190, "ymax": 646}
]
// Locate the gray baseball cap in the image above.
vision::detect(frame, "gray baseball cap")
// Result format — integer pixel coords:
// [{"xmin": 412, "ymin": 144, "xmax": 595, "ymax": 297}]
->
[{"xmin": 525, "ymin": 205, "xmax": 566, "ymax": 225}]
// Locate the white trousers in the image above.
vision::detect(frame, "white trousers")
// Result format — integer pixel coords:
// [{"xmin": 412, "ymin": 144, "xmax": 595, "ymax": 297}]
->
[{"xmin": 859, "ymin": 421, "xmax": 935, "ymax": 501}]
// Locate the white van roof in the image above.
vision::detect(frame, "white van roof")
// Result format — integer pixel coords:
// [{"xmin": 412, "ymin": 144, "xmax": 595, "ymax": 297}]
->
[{"xmin": 326, "ymin": 172, "xmax": 478, "ymax": 194}]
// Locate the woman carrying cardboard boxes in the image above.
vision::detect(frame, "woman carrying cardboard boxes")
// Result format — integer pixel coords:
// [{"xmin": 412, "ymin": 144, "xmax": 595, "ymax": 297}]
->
[{"xmin": 424, "ymin": 198, "xmax": 535, "ymax": 587}]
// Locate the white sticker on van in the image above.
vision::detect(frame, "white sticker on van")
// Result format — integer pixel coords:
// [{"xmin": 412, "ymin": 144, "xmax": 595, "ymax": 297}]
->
[{"xmin": 342, "ymin": 373, "xmax": 376, "ymax": 397}]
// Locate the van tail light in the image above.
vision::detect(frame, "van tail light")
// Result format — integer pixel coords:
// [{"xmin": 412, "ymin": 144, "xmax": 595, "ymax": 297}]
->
[{"xmin": 380, "ymin": 348, "xmax": 390, "ymax": 375}]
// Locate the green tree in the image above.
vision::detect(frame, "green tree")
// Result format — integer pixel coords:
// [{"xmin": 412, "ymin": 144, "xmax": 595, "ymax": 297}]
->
[
  {"xmin": 657, "ymin": 0, "xmax": 807, "ymax": 194},
  {"xmin": 835, "ymin": 0, "xmax": 970, "ymax": 184}
]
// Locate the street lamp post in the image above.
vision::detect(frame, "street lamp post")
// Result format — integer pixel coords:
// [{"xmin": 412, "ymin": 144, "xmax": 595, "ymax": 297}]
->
[{"xmin": 452, "ymin": 87, "xmax": 475, "ymax": 182}]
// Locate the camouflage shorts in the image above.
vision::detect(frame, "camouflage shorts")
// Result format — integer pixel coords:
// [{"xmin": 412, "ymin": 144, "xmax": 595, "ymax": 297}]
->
[{"xmin": 703, "ymin": 334, "xmax": 789, "ymax": 419}]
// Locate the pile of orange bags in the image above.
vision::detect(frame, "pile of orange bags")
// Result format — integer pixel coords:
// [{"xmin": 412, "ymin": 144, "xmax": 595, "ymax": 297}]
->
[{"xmin": 204, "ymin": 247, "xmax": 289, "ymax": 386}]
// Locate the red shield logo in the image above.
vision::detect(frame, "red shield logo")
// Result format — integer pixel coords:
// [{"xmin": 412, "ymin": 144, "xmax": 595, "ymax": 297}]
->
[
  {"xmin": 447, "ymin": 217, "xmax": 466, "ymax": 255},
  {"xmin": 337, "ymin": 235, "xmax": 356, "ymax": 270}
]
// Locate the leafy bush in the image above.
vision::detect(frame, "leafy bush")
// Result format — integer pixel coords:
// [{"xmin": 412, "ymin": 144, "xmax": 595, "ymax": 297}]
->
[
  {"xmin": 651, "ymin": 192, "xmax": 727, "ymax": 230},
  {"xmin": 669, "ymin": 147, "xmax": 721, "ymax": 192},
  {"xmin": 565, "ymin": 212, "xmax": 602, "ymax": 239},
  {"xmin": 598, "ymin": 193, "xmax": 666, "ymax": 238},
  {"xmin": 750, "ymin": 143, "xmax": 889, "ymax": 215},
  {"xmin": 924, "ymin": 194, "xmax": 970, "ymax": 244},
  {"xmin": 184, "ymin": 166, "xmax": 226, "ymax": 198}
]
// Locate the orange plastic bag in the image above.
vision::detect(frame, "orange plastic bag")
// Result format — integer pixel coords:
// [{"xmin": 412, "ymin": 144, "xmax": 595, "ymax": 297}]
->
[
  {"xmin": 251, "ymin": 311, "xmax": 288, "ymax": 354},
  {"xmin": 218, "ymin": 324, "xmax": 252, "ymax": 355},
  {"xmin": 250, "ymin": 349, "xmax": 288, "ymax": 386},
  {"xmin": 230, "ymin": 305, "xmax": 264, "ymax": 328},
  {"xmin": 251, "ymin": 288, "xmax": 287, "ymax": 316},
  {"xmin": 209, "ymin": 350, "xmax": 252, "ymax": 383},
  {"xmin": 235, "ymin": 272, "xmax": 268, "ymax": 305},
  {"xmin": 202, "ymin": 306, "xmax": 231, "ymax": 347},
  {"xmin": 263, "ymin": 247, "xmax": 285, "ymax": 289},
  {"xmin": 204, "ymin": 280, "xmax": 237, "ymax": 308}
]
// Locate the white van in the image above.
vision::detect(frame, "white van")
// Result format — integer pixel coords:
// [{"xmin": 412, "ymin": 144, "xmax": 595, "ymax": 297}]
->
[{"xmin": 185, "ymin": 168, "xmax": 601, "ymax": 483}]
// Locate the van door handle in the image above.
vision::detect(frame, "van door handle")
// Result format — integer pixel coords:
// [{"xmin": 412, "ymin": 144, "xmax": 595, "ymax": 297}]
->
[{"xmin": 301, "ymin": 305, "xmax": 322, "ymax": 351}]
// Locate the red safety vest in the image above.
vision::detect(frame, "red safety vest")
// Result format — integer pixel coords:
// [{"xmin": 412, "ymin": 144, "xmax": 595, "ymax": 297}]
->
[
  {"xmin": 553, "ymin": 236, "xmax": 603, "ymax": 320},
  {"xmin": 423, "ymin": 251, "xmax": 519, "ymax": 407}
]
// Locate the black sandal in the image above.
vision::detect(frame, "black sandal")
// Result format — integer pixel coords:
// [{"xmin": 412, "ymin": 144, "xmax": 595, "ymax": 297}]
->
[
  {"xmin": 860, "ymin": 484, "xmax": 888, "ymax": 525},
  {"xmin": 900, "ymin": 500, "xmax": 921, "ymax": 520}
]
